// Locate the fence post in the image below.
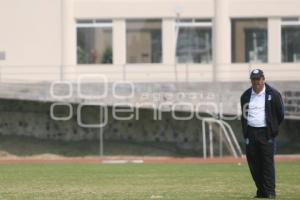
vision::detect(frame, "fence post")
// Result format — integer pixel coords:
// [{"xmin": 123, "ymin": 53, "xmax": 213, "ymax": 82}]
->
[{"xmin": 209, "ymin": 122, "xmax": 213, "ymax": 158}]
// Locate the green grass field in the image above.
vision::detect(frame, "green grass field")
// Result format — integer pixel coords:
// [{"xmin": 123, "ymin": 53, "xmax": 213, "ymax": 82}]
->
[{"xmin": 0, "ymin": 162, "xmax": 299, "ymax": 200}]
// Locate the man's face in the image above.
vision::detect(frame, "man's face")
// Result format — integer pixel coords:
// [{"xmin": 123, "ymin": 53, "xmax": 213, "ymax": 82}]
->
[{"xmin": 251, "ymin": 77, "xmax": 265, "ymax": 93}]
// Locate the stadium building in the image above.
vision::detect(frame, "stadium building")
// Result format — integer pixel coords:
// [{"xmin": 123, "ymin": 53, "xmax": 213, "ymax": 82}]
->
[{"xmin": 0, "ymin": 0, "xmax": 300, "ymax": 157}]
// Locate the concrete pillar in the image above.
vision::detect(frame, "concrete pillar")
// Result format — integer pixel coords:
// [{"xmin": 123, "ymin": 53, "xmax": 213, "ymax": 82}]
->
[
  {"xmin": 61, "ymin": 0, "xmax": 76, "ymax": 80},
  {"xmin": 213, "ymin": 0, "xmax": 231, "ymax": 81},
  {"xmin": 268, "ymin": 18, "xmax": 281, "ymax": 64},
  {"xmin": 163, "ymin": 19, "xmax": 176, "ymax": 65},
  {"xmin": 113, "ymin": 19, "xmax": 126, "ymax": 65}
]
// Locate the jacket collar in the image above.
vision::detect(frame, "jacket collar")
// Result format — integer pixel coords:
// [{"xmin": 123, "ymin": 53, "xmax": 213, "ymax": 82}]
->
[
  {"xmin": 265, "ymin": 83, "xmax": 271, "ymax": 92},
  {"xmin": 245, "ymin": 83, "xmax": 271, "ymax": 103},
  {"xmin": 251, "ymin": 84, "xmax": 266, "ymax": 96}
]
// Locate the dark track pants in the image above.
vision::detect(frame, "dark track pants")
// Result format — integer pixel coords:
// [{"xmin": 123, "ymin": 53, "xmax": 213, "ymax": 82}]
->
[{"xmin": 246, "ymin": 126, "xmax": 276, "ymax": 197}]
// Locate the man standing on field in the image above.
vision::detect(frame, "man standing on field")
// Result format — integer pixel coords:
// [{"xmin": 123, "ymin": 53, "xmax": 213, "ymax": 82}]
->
[{"xmin": 240, "ymin": 69, "xmax": 284, "ymax": 199}]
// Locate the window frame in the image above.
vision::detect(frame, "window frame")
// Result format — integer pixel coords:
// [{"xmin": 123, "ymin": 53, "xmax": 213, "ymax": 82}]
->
[
  {"xmin": 125, "ymin": 19, "xmax": 163, "ymax": 64},
  {"xmin": 76, "ymin": 19, "xmax": 113, "ymax": 65},
  {"xmin": 231, "ymin": 18, "xmax": 268, "ymax": 64},
  {"xmin": 281, "ymin": 18, "xmax": 300, "ymax": 63},
  {"xmin": 175, "ymin": 18, "xmax": 213, "ymax": 64}
]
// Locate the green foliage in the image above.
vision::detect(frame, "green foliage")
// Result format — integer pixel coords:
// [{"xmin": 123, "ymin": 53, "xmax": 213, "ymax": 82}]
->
[
  {"xmin": 101, "ymin": 47, "xmax": 112, "ymax": 64},
  {"xmin": 77, "ymin": 46, "xmax": 88, "ymax": 64}
]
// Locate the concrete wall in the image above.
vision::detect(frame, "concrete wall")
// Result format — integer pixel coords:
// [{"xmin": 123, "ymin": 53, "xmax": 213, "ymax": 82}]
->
[
  {"xmin": 0, "ymin": 81, "xmax": 299, "ymax": 118},
  {"xmin": 0, "ymin": 99, "xmax": 206, "ymax": 154},
  {"xmin": 0, "ymin": 98, "xmax": 299, "ymax": 154}
]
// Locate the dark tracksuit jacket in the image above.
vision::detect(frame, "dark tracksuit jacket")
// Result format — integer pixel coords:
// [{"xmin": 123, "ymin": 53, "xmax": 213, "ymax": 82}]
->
[{"xmin": 240, "ymin": 83, "xmax": 285, "ymax": 139}]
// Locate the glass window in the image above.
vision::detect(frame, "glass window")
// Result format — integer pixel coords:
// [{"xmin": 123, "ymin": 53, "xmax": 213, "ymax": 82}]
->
[
  {"xmin": 282, "ymin": 18, "xmax": 300, "ymax": 62},
  {"xmin": 232, "ymin": 19, "xmax": 268, "ymax": 63},
  {"xmin": 126, "ymin": 19, "xmax": 162, "ymax": 63},
  {"xmin": 76, "ymin": 20, "xmax": 113, "ymax": 64},
  {"xmin": 176, "ymin": 19, "xmax": 212, "ymax": 64}
]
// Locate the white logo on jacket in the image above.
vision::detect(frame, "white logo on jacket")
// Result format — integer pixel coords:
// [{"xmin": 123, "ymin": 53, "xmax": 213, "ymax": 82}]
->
[{"xmin": 268, "ymin": 94, "xmax": 272, "ymax": 101}]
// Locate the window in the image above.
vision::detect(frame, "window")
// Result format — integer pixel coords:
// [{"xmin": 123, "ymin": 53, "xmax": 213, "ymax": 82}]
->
[
  {"xmin": 126, "ymin": 19, "xmax": 162, "ymax": 63},
  {"xmin": 176, "ymin": 19, "xmax": 212, "ymax": 64},
  {"xmin": 282, "ymin": 18, "xmax": 300, "ymax": 62},
  {"xmin": 77, "ymin": 20, "xmax": 113, "ymax": 64},
  {"xmin": 232, "ymin": 19, "xmax": 268, "ymax": 63}
]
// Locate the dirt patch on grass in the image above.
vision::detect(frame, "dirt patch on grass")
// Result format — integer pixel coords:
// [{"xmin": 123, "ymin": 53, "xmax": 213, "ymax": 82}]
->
[{"xmin": 0, "ymin": 155, "xmax": 299, "ymax": 164}]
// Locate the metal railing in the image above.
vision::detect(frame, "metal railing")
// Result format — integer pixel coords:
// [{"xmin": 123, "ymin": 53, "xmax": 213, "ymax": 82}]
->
[
  {"xmin": 202, "ymin": 117, "xmax": 243, "ymax": 159},
  {"xmin": 0, "ymin": 64, "xmax": 214, "ymax": 83},
  {"xmin": 1, "ymin": 63, "xmax": 300, "ymax": 83}
]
